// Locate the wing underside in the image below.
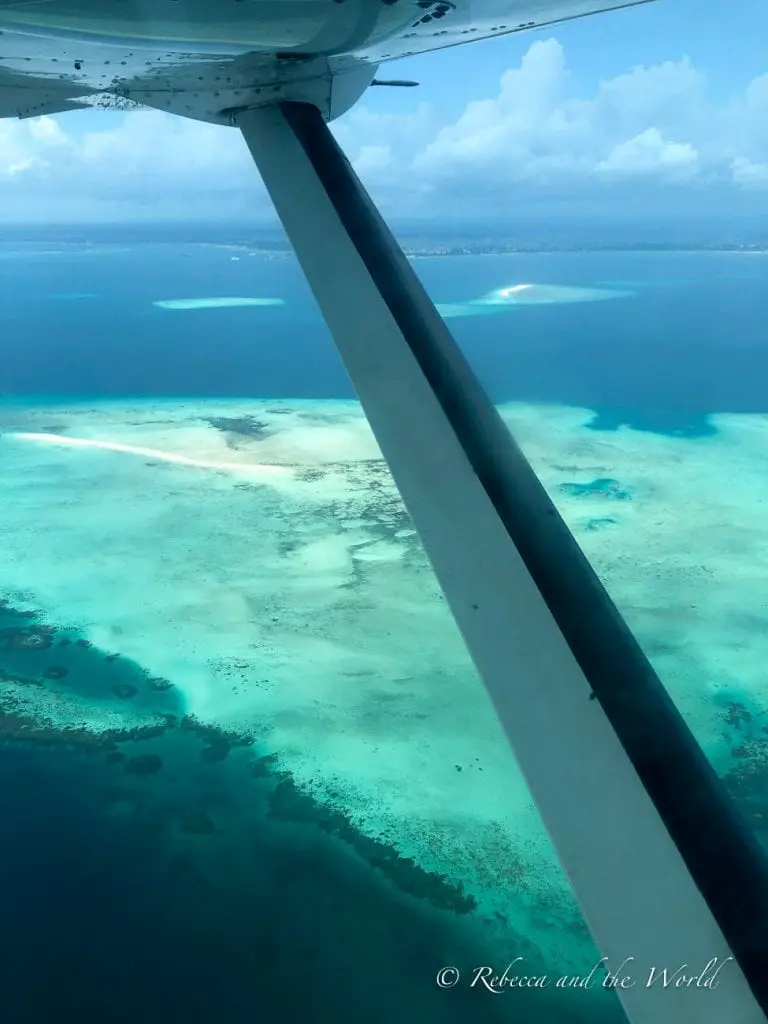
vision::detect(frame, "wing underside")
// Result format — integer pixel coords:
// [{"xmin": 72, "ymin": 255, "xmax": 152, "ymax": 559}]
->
[{"xmin": 0, "ymin": 0, "xmax": 654, "ymax": 122}]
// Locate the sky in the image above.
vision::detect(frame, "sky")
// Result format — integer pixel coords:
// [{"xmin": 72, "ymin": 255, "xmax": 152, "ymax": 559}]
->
[{"xmin": 1, "ymin": 0, "xmax": 767, "ymax": 224}]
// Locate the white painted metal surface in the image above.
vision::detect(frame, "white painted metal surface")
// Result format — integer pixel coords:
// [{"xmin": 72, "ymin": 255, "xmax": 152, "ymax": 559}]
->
[{"xmin": 0, "ymin": 0, "xmax": 654, "ymax": 121}]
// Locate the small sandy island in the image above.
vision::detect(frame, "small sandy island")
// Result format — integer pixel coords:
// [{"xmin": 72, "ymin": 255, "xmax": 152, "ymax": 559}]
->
[
  {"xmin": 153, "ymin": 297, "xmax": 284, "ymax": 310},
  {"xmin": 497, "ymin": 284, "xmax": 534, "ymax": 297}
]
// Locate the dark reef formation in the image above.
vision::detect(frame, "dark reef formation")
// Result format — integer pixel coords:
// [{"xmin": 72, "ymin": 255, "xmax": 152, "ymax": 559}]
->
[
  {"xmin": 716, "ymin": 696, "xmax": 768, "ymax": 840},
  {"xmin": 0, "ymin": 603, "xmax": 180, "ymax": 722},
  {"xmin": 267, "ymin": 775, "xmax": 477, "ymax": 915},
  {"xmin": 583, "ymin": 517, "xmax": 618, "ymax": 531},
  {"xmin": 0, "ymin": 624, "xmax": 56, "ymax": 652},
  {"xmin": 295, "ymin": 468, "xmax": 326, "ymax": 483},
  {"xmin": 125, "ymin": 754, "xmax": 163, "ymax": 776},
  {"xmin": 205, "ymin": 416, "xmax": 271, "ymax": 443},
  {"xmin": 723, "ymin": 739, "xmax": 768, "ymax": 830},
  {"xmin": 251, "ymin": 752, "xmax": 280, "ymax": 778},
  {"xmin": 0, "ymin": 706, "xmax": 256, "ymax": 759},
  {"xmin": 111, "ymin": 683, "xmax": 138, "ymax": 700},
  {"xmin": 0, "ymin": 599, "xmax": 535, "ymax": 922},
  {"xmin": 0, "ymin": 685, "xmax": 479, "ymax": 919},
  {"xmin": 180, "ymin": 714, "xmax": 254, "ymax": 764},
  {"xmin": 724, "ymin": 700, "xmax": 753, "ymax": 730},
  {"xmin": 0, "ymin": 709, "xmax": 175, "ymax": 753},
  {"xmin": 558, "ymin": 477, "xmax": 632, "ymax": 501}
]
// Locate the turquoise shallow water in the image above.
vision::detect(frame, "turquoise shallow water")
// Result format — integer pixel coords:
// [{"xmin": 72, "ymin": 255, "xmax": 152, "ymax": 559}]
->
[{"xmin": 0, "ymin": 394, "xmax": 631, "ymax": 1024}]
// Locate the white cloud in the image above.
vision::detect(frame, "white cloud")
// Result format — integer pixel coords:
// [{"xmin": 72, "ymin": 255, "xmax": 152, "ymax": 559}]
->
[
  {"xmin": 351, "ymin": 143, "xmax": 392, "ymax": 176},
  {"xmin": 596, "ymin": 128, "xmax": 699, "ymax": 180},
  {"xmin": 731, "ymin": 156, "xmax": 768, "ymax": 189},
  {"xmin": 0, "ymin": 38, "xmax": 767, "ymax": 220}
]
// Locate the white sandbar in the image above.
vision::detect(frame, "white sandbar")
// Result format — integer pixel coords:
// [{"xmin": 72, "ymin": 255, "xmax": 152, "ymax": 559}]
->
[
  {"xmin": 14, "ymin": 432, "xmax": 291, "ymax": 478},
  {"xmin": 153, "ymin": 297, "xmax": 285, "ymax": 310}
]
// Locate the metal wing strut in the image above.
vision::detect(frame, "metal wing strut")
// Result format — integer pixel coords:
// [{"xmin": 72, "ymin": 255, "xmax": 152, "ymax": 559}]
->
[{"xmin": 238, "ymin": 101, "xmax": 768, "ymax": 1024}]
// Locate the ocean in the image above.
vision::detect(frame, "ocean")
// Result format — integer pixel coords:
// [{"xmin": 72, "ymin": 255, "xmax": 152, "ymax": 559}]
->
[
  {"xmin": 3, "ymin": 243, "xmax": 768, "ymax": 433},
  {"xmin": 0, "ymin": 236, "xmax": 767, "ymax": 1023}
]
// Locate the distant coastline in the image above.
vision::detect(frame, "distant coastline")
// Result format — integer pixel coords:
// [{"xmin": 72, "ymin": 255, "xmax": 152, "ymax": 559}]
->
[
  {"xmin": 203, "ymin": 240, "xmax": 768, "ymax": 258},
  {"xmin": 401, "ymin": 243, "xmax": 768, "ymax": 257},
  {"xmin": 2, "ymin": 223, "xmax": 767, "ymax": 259},
  {"xmin": 205, "ymin": 242, "xmax": 768, "ymax": 259}
]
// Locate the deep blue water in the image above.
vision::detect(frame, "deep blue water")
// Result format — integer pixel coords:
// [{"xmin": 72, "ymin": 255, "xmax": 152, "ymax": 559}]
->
[
  {"xmin": 1, "ymin": 241, "xmax": 767, "ymax": 1023},
  {"xmin": 2, "ymin": 244, "xmax": 767, "ymax": 435}
]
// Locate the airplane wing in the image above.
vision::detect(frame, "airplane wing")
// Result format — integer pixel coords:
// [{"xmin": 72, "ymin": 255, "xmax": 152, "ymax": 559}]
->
[{"xmin": 0, "ymin": 0, "xmax": 653, "ymax": 121}]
